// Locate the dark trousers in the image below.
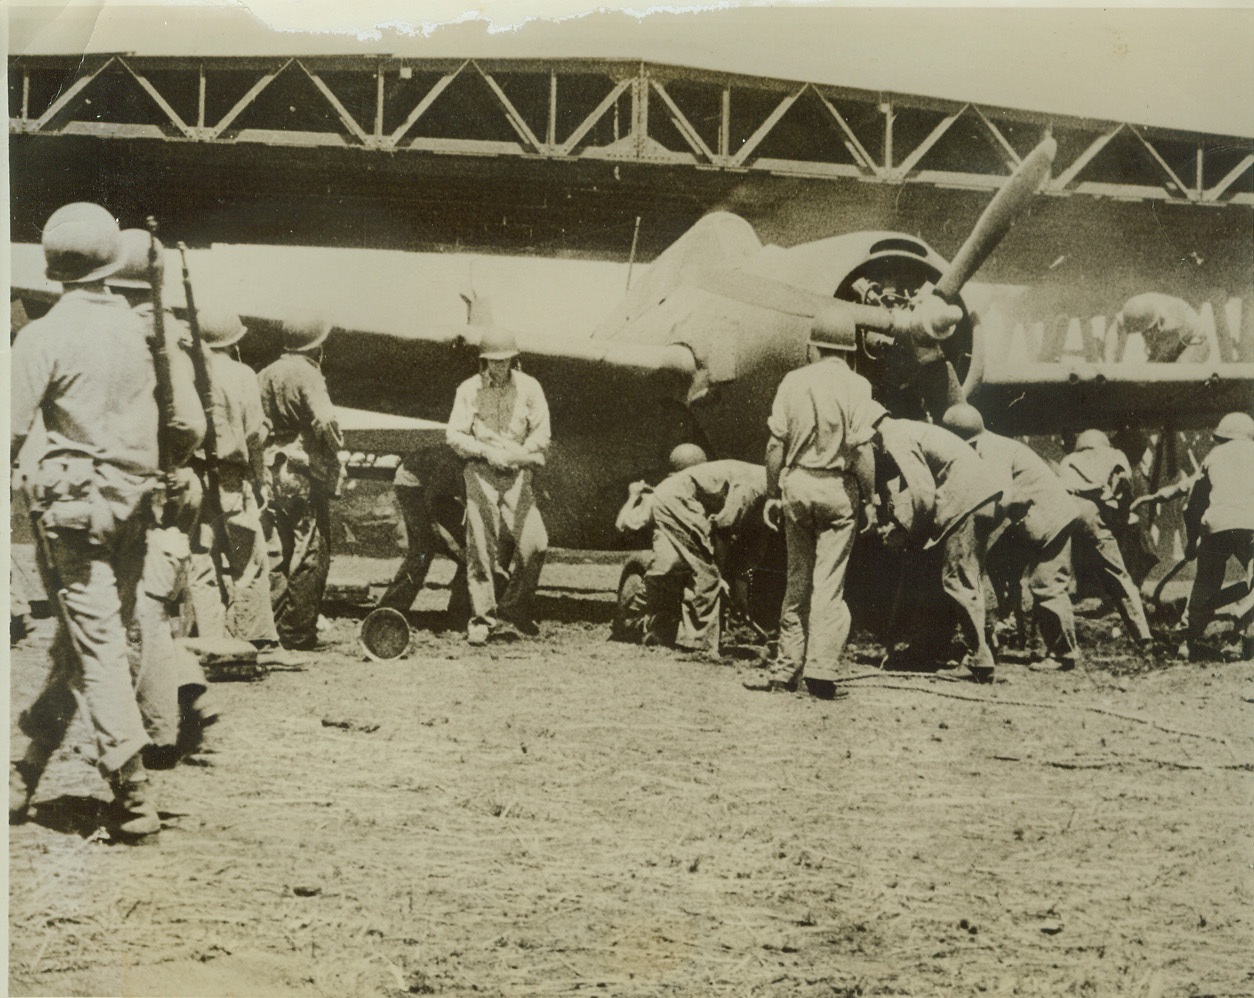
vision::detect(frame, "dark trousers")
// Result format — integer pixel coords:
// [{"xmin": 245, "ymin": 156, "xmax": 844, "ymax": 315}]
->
[
  {"xmin": 380, "ymin": 484, "xmax": 469, "ymax": 622},
  {"xmin": 269, "ymin": 482, "xmax": 332, "ymax": 650}
]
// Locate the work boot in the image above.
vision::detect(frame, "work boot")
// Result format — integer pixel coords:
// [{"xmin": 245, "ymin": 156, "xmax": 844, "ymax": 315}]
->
[
  {"xmin": 1028, "ymin": 657, "xmax": 1076, "ymax": 673},
  {"xmin": 467, "ymin": 622, "xmax": 489, "ymax": 647},
  {"xmin": 9, "ymin": 741, "xmax": 55, "ymax": 823},
  {"xmin": 489, "ymin": 619, "xmax": 523, "ymax": 643},
  {"xmin": 9, "ymin": 761, "xmax": 42, "ymax": 822},
  {"xmin": 108, "ymin": 755, "xmax": 161, "ymax": 841},
  {"xmin": 944, "ymin": 663, "xmax": 996, "ymax": 684},
  {"xmin": 803, "ymin": 678, "xmax": 849, "ymax": 700},
  {"xmin": 499, "ymin": 611, "xmax": 540, "ymax": 638},
  {"xmin": 742, "ymin": 661, "xmax": 800, "ymax": 693}
]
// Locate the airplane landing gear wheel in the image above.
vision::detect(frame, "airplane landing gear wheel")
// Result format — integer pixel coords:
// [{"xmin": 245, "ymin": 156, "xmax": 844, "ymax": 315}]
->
[{"xmin": 611, "ymin": 553, "xmax": 650, "ymax": 643}]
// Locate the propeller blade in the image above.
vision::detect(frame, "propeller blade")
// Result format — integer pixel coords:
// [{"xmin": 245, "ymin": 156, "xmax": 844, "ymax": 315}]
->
[{"xmin": 935, "ymin": 136, "xmax": 1057, "ymax": 301}]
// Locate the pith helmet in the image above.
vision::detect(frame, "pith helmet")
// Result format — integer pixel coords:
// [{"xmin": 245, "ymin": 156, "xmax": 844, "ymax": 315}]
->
[
  {"xmin": 199, "ymin": 306, "xmax": 248, "ymax": 349},
  {"xmin": 282, "ymin": 314, "xmax": 331, "ymax": 352},
  {"xmin": 1213, "ymin": 412, "xmax": 1254, "ymax": 442},
  {"xmin": 668, "ymin": 443, "xmax": 708, "ymax": 472},
  {"xmin": 478, "ymin": 325, "xmax": 519, "ymax": 360},
  {"xmin": 42, "ymin": 202, "xmax": 125, "ymax": 284},
  {"xmin": 106, "ymin": 228, "xmax": 164, "ymax": 290},
  {"xmin": 1074, "ymin": 429, "xmax": 1111, "ymax": 451},
  {"xmin": 941, "ymin": 404, "xmax": 986, "ymax": 440}
]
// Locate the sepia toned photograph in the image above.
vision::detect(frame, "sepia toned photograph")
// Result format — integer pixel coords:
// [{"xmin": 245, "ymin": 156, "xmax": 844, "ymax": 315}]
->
[{"xmin": 7, "ymin": 2, "xmax": 1254, "ymax": 995}]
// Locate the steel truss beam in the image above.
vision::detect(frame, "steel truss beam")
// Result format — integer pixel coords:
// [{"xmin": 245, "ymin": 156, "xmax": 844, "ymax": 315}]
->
[{"xmin": 9, "ymin": 55, "xmax": 1253, "ymax": 207}]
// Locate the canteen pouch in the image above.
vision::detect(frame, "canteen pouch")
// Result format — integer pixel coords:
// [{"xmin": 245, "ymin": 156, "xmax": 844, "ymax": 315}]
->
[{"xmin": 33, "ymin": 456, "xmax": 107, "ymax": 540}]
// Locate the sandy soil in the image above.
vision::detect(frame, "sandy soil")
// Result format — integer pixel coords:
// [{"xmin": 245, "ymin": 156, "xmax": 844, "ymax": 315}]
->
[{"xmin": 8, "ymin": 556, "xmax": 1254, "ymax": 998}]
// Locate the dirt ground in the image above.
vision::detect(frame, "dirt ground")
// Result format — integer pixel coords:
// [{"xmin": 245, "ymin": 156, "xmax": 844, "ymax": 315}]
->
[{"xmin": 8, "ymin": 553, "xmax": 1254, "ymax": 998}]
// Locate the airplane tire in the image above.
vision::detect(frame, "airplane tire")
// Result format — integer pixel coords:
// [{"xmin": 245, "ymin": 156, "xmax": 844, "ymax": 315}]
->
[{"xmin": 611, "ymin": 552, "xmax": 651, "ymax": 642}]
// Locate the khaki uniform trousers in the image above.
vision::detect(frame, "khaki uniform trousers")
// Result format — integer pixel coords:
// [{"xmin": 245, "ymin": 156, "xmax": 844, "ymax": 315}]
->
[
  {"xmin": 890, "ymin": 517, "xmax": 994, "ymax": 669},
  {"xmin": 463, "ymin": 463, "xmax": 547, "ymax": 628},
  {"xmin": 131, "ymin": 526, "xmax": 215, "ymax": 749},
  {"xmin": 645, "ymin": 495, "xmax": 721, "ymax": 654},
  {"xmin": 21, "ymin": 512, "xmax": 150, "ymax": 776},
  {"xmin": 989, "ymin": 526, "xmax": 1079, "ymax": 663},
  {"xmin": 1072, "ymin": 498, "xmax": 1151, "ymax": 643},
  {"xmin": 190, "ymin": 468, "xmax": 279, "ymax": 645},
  {"xmin": 778, "ymin": 467, "xmax": 859, "ymax": 681}
]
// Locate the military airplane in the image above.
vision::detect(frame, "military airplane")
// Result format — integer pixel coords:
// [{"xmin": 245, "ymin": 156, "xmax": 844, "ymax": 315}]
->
[{"xmin": 10, "ymin": 137, "xmax": 1254, "ymax": 556}]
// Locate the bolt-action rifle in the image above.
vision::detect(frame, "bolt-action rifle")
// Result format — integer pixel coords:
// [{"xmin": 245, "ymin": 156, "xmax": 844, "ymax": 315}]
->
[{"xmin": 177, "ymin": 242, "xmax": 235, "ymax": 586}]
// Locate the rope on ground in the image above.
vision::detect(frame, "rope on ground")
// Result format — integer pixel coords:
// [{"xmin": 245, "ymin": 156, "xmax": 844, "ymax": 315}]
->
[{"xmin": 830, "ymin": 675, "xmax": 1236, "ymax": 745}]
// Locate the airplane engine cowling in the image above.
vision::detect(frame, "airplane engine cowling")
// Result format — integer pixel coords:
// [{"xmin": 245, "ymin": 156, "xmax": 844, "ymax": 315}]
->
[{"xmin": 812, "ymin": 234, "xmax": 976, "ymax": 422}]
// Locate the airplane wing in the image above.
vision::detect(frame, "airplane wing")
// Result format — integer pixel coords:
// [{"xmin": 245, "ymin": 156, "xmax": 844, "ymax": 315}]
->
[{"xmin": 969, "ymin": 360, "xmax": 1254, "ymax": 435}]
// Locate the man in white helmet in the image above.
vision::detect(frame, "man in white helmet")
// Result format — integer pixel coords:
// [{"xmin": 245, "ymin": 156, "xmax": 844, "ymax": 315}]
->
[
  {"xmin": 187, "ymin": 306, "xmax": 282, "ymax": 656},
  {"xmin": 446, "ymin": 326, "xmax": 551, "ymax": 646},
  {"xmin": 10, "ymin": 204, "xmax": 169, "ymax": 839},
  {"xmin": 1133, "ymin": 412, "xmax": 1254, "ymax": 660},
  {"xmin": 1058, "ymin": 429, "xmax": 1154, "ymax": 653},
  {"xmin": 746, "ymin": 331, "xmax": 884, "ymax": 694},
  {"xmin": 260, "ymin": 315, "xmax": 343, "ymax": 650}
]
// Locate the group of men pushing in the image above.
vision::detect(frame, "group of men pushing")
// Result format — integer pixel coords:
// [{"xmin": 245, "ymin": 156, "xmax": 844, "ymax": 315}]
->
[
  {"xmin": 613, "ymin": 332, "xmax": 1254, "ymax": 696},
  {"xmin": 9, "ymin": 202, "xmax": 1254, "ymax": 843},
  {"xmin": 9, "ymin": 203, "xmax": 344, "ymax": 840}
]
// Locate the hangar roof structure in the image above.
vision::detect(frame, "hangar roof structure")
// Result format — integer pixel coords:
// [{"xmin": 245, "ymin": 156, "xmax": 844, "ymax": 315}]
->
[{"xmin": 9, "ymin": 54, "xmax": 1254, "ymax": 208}]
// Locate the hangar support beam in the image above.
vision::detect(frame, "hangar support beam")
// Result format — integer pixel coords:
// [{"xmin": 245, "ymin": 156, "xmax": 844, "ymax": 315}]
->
[{"xmin": 9, "ymin": 55, "xmax": 1253, "ymax": 207}]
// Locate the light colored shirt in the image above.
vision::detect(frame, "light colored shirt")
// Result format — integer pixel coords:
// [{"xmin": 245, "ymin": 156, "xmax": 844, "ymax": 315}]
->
[
  {"xmin": 971, "ymin": 431, "xmax": 1078, "ymax": 546},
  {"xmin": 1199, "ymin": 439, "xmax": 1254, "ymax": 533},
  {"xmin": 652, "ymin": 460, "xmax": 767, "ymax": 532},
  {"xmin": 446, "ymin": 369, "xmax": 551, "ymax": 464},
  {"xmin": 1058, "ymin": 443, "xmax": 1131, "ymax": 507},
  {"xmin": 205, "ymin": 350, "xmax": 267, "ymax": 470},
  {"xmin": 877, "ymin": 418, "xmax": 1002, "ymax": 543},
  {"xmin": 1162, "ymin": 439, "xmax": 1254, "ymax": 535},
  {"xmin": 11, "ymin": 287, "xmax": 159, "ymax": 477},
  {"xmin": 767, "ymin": 357, "xmax": 884, "ymax": 472}
]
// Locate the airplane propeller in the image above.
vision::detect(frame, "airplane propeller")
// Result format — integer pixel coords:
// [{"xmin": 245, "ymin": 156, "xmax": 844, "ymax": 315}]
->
[
  {"xmin": 810, "ymin": 134, "xmax": 1057, "ymax": 353},
  {"xmin": 934, "ymin": 135, "xmax": 1057, "ymax": 302}
]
